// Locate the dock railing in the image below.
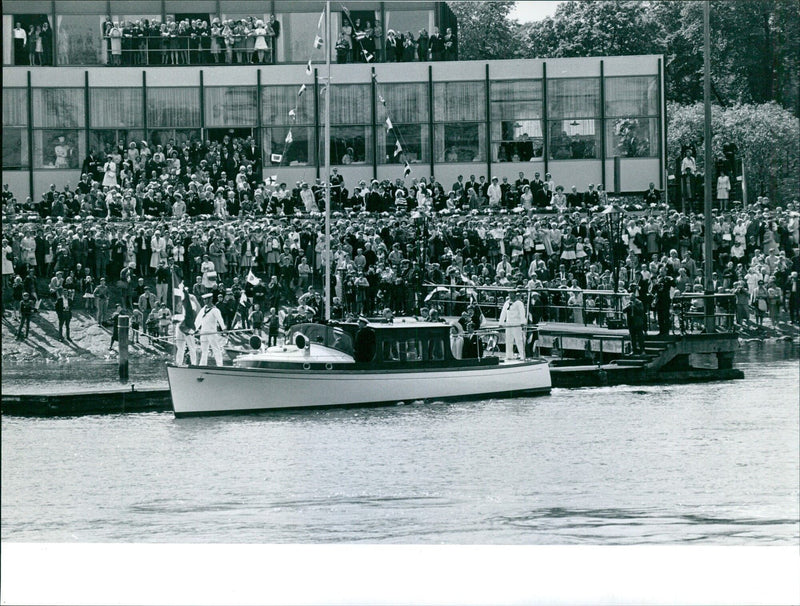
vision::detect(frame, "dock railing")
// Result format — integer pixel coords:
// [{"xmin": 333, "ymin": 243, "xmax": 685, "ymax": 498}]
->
[{"xmin": 423, "ymin": 284, "xmax": 737, "ymax": 335}]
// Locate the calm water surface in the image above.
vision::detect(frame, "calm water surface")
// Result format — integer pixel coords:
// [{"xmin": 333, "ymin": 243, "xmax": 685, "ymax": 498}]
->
[{"xmin": 2, "ymin": 342, "xmax": 798, "ymax": 544}]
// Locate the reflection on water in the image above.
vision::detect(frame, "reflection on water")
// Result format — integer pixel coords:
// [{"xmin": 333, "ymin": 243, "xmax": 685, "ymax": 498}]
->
[{"xmin": 1, "ymin": 341, "xmax": 798, "ymax": 544}]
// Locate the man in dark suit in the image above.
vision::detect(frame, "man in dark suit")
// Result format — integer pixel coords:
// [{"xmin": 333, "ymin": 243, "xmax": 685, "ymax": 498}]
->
[
  {"xmin": 644, "ymin": 182, "xmax": 661, "ymax": 206},
  {"xmin": 566, "ymin": 185, "xmax": 583, "ymax": 209}
]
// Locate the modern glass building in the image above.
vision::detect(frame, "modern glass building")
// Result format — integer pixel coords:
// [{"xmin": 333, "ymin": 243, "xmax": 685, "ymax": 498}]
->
[{"xmin": 2, "ymin": 1, "xmax": 665, "ymax": 201}]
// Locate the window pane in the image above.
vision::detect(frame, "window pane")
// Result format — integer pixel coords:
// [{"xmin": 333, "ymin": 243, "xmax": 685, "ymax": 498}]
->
[
  {"xmin": 89, "ymin": 129, "xmax": 145, "ymax": 155},
  {"xmin": 265, "ymin": 127, "xmax": 314, "ymax": 166},
  {"xmin": 605, "ymin": 76, "xmax": 658, "ymax": 117},
  {"xmin": 2, "ymin": 128, "xmax": 29, "ymax": 169},
  {"xmin": 56, "ymin": 14, "xmax": 105, "ymax": 65},
  {"xmin": 434, "ymin": 81, "xmax": 485, "ymax": 122},
  {"xmin": 3, "ymin": 89, "xmax": 28, "ymax": 126},
  {"xmin": 90, "ymin": 88, "xmax": 144, "ymax": 127},
  {"xmin": 547, "ymin": 78, "xmax": 600, "ymax": 119},
  {"xmin": 262, "ymin": 85, "xmax": 314, "ymax": 126},
  {"xmin": 434, "ymin": 123, "xmax": 485, "ymax": 162},
  {"xmin": 147, "ymin": 87, "xmax": 201, "ymax": 127},
  {"xmin": 378, "ymin": 123, "xmax": 428, "ymax": 164},
  {"xmin": 205, "ymin": 86, "xmax": 257, "ymax": 126},
  {"xmin": 321, "ymin": 126, "xmax": 372, "ymax": 165},
  {"xmin": 33, "ymin": 129, "xmax": 84, "ymax": 169},
  {"xmin": 491, "ymin": 100, "xmax": 543, "ymax": 121},
  {"xmin": 377, "ymin": 82, "xmax": 428, "ymax": 124},
  {"xmin": 282, "ymin": 12, "xmax": 323, "ymax": 63},
  {"xmin": 606, "ymin": 117, "xmax": 658, "ymax": 158},
  {"xmin": 322, "ymin": 84, "xmax": 371, "ymax": 125},
  {"xmin": 493, "ymin": 120, "xmax": 543, "ymax": 162},
  {"xmin": 549, "ymin": 119, "xmax": 599, "ymax": 160},
  {"xmin": 384, "ymin": 10, "xmax": 432, "ymax": 40},
  {"xmin": 33, "ymin": 88, "xmax": 85, "ymax": 128},
  {"xmin": 149, "ymin": 129, "xmax": 201, "ymax": 149}
]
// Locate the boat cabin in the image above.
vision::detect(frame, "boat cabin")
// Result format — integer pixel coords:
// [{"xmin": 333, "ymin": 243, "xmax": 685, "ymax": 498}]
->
[{"xmin": 287, "ymin": 321, "xmax": 497, "ymax": 367}]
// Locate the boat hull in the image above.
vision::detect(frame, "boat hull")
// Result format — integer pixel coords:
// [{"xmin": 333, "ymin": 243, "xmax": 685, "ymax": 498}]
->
[{"xmin": 167, "ymin": 360, "xmax": 551, "ymax": 417}]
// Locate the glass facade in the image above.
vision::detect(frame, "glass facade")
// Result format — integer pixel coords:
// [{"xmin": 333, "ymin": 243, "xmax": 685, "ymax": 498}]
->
[
  {"xmin": 548, "ymin": 78, "xmax": 601, "ymax": 160},
  {"xmin": 2, "ymin": 88, "xmax": 28, "ymax": 169},
  {"xmin": 377, "ymin": 83, "xmax": 428, "ymax": 164},
  {"xmin": 262, "ymin": 85, "xmax": 315, "ymax": 166},
  {"xmin": 205, "ymin": 86, "xmax": 257, "ymax": 126},
  {"xmin": 491, "ymin": 80, "xmax": 542, "ymax": 162},
  {"xmin": 2, "ymin": 46, "xmax": 663, "ymax": 193},
  {"xmin": 319, "ymin": 84, "xmax": 372, "ymax": 165},
  {"xmin": 604, "ymin": 76, "xmax": 659, "ymax": 158},
  {"xmin": 434, "ymin": 81, "xmax": 485, "ymax": 163}
]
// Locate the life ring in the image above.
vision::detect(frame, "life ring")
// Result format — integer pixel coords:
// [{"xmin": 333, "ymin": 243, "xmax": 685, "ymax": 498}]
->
[
  {"xmin": 325, "ymin": 362, "xmax": 333, "ymax": 370},
  {"xmin": 294, "ymin": 333, "xmax": 307, "ymax": 349}
]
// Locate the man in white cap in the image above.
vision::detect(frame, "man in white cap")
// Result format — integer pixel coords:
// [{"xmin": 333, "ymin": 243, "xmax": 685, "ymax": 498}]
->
[
  {"xmin": 498, "ymin": 290, "xmax": 527, "ymax": 361},
  {"xmin": 195, "ymin": 292, "xmax": 226, "ymax": 366}
]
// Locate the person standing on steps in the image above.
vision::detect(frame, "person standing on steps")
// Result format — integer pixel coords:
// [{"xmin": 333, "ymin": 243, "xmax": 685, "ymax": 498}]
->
[{"xmin": 16, "ymin": 292, "xmax": 34, "ymax": 340}]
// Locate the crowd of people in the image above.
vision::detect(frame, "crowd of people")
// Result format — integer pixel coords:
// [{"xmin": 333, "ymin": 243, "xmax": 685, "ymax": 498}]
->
[
  {"xmin": 11, "ymin": 15, "xmax": 457, "ymax": 67},
  {"xmin": 2, "ymin": 136, "xmax": 799, "ymax": 348},
  {"xmin": 100, "ymin": 15, "xmax": 281, "ymax": 66}
]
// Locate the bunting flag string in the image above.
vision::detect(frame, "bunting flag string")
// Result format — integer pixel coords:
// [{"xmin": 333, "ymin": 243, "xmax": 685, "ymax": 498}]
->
[
  {"xmin": 394, "ymin": 140, "xmax": 403, "ymax": 158},
  {"xmin": 385, "ymin": 117, "xmax": 393, "ymax": 132},
  {"xmin": 276, "ymin": 11, "xmax": 325, "ymax": 170}
]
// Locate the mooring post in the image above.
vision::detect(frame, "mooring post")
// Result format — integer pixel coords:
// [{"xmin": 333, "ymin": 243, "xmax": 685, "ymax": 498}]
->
[{"xmin": 118, "ymin": 315, "xmax": 129, "ymax": 382}]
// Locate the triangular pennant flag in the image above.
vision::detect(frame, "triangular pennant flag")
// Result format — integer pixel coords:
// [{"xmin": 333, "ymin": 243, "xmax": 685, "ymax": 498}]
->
[
  {"xmin": 393, "ymin": 140, "xmax": 403, "ymax": 157},
  {"xmin": 305, "ymin": 60, "xmax": 313, "ymax": 75},
  {"xmin": 271, "ymin": 153, "xmax": 283, "ymax": 163},
  {"xmin": 385, "ymin": 117, "xmax": 393, "ymax": 131},
  {"xmin": 320, "ymin": 84, "xmax": 328, "ymax": 96},
  {"xmin": 356, "ymin": 31, "xmax": 366, "ymax": 41},
  {"xmin": 246, "ymin": 270, "xmax": 261, "ymax": 286},
  {"xmin": 298, "ymin": 84, "xmax": 307, "ymax": 96},
  {"xmin": 378, "ymin": 94, "xmax": 386, "ymax": 106},
  {"xmin": 288, "ymin": 108, "xmax": 296, "ymax": 119},
  {"xmin": 363, "ymin": 51, "xmax": 374, "ymax": 62},
  {"xmin": 285, "ymin": 130, "xmax": 293, "ymax": 144},
  {"xmin": 314, "ymin": 35, "xmax": 324, "ymax": 49},
  {"xmin": 403, "ymin": 162, "xmax": 411, "ymax": 177}
]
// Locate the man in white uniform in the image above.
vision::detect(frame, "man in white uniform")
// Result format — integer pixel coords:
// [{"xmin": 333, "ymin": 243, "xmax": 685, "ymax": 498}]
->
[
  {"xmin": 498, "ymin": 291, "xmax": 527, "ymax": 361},
  {"xmin": 195, "ymin": 292, "xmax": 226, "ymax": 366}
]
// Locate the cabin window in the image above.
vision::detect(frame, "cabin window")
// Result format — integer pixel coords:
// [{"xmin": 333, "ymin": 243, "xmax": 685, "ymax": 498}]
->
[
  {"xmin": 382, "ymin": 340, "xmax": 400, "ymax": 361},
  {"xmin": 428, "ymin": 339, "xmax": 445, "ymax": 361},
  {"xmin": 403, "ymin": 339, "xmax": 422, "ymax": 362}
]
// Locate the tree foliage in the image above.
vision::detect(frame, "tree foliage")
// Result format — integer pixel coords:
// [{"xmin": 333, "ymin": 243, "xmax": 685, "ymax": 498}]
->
[
  {"xmin": 449, "ymin": 0, "xmax": 799, "ymax": 111},
  {"xmin": 667, "ymin": 101, "xmax": 799, "ymax": 202},
  {"xmin": 448, "ymin": 1, "xmax": 525, "ymax": 61}
]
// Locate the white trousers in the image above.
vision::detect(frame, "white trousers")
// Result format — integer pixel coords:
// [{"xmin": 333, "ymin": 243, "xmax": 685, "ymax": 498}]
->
[
  {"xmin": 199, "ymin": 334, "xmax": 225, "ymax": 366},
  {"xmin": 175, "ymin": 331, "xmax": 197, "ymax": 366},
  {"xmin": 505, "ymin": 326, "xmax": 525, "ymax": 360}
]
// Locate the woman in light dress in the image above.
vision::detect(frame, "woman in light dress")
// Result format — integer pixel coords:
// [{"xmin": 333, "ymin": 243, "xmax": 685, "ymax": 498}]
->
[
  {"xmin": 150, "ymin": 230, "xmax": 167, "ymax": 270},
  {"xmin": 253, "ymin": 20, "xmax": 268, "ymax": 63},
  {"xmin": 102, "ymin": 156, "xmax": 118, "ymax": 188}
]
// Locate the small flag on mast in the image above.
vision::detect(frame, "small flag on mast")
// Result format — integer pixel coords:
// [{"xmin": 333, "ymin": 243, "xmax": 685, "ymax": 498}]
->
[
  {"xmin": 306, "ymin": 60, "xmax": 313, "ymax": 75},
  {"xmin": 314, "ymin": 35, "xmax": 324, "ymax": 49},
  {"xmin": 298, "ymin": 84, "xmax": 307, "ymax": 96},
  {"xmin": 394, "ymin": 140, "xmax": 403, "ymax": 157},
  {"xmin": 285, "ymin": 130, "xmax": 293, "ymax": 144},
  {"xmin": 403, "ymin": 162, "xmax": 411, "ymax": 177},
  {"xmin": 378, "ymin": 94, "xmax": 386, "ymax": 106},
  {"xmin": 288, "ymin": 108, "xmax": 296, "ymax": 119},
  {"xmin": 362, "ymin": 50, "xmax": 373, "ymax": 62},
  {"xmin": 385, "ymin": 117, "xmax": 393, "ymax": 131}
]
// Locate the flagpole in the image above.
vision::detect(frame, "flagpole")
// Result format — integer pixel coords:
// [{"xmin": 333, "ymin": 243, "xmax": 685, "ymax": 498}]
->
[{"xmin": 324, "ymin": 0, "xmax": 332, "ymax": 321}]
